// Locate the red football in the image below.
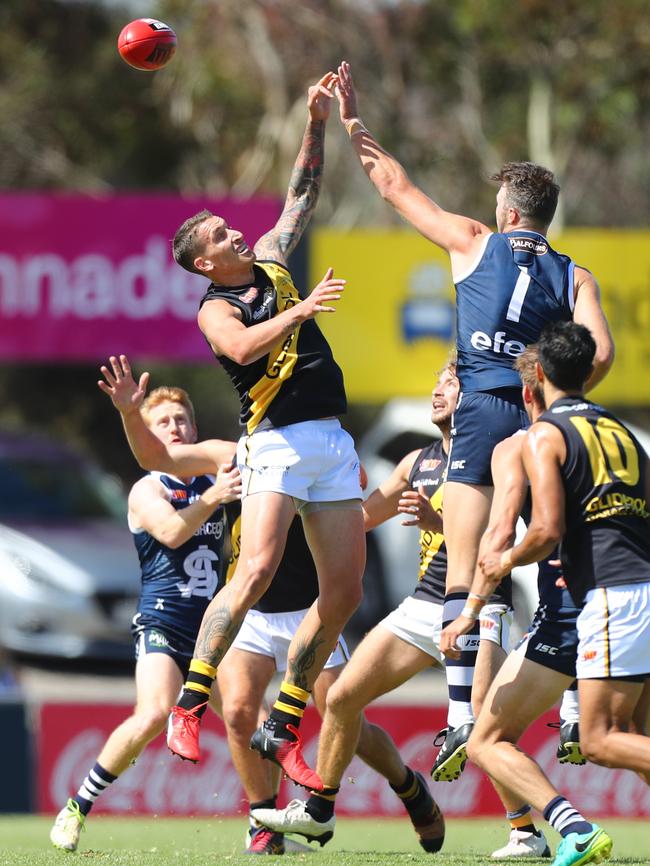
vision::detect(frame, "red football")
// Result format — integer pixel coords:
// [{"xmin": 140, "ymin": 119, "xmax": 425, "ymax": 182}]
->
[{"xmin": 117, "ymin": 18, "xmax": 177, "ymax": 71}]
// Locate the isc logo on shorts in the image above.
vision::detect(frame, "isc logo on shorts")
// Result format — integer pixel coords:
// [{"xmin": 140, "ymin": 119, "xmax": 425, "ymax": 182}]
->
[
  {"xmin": 534, "ymin": 642, "xmax": 558, "ymax": 655},
  {"xmin": 582, "ymin": 649, "xmax": 597, "ymax": 661},
  {"xmin": 451, "ymin": 459, "xmax": 466, "ymax": 470}
]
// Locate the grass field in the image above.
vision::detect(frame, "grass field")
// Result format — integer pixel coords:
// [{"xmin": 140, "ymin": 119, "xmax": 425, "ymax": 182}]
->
[{"xmin": 0, "ymin": 816, "xmax": 648, "ymax": 866}]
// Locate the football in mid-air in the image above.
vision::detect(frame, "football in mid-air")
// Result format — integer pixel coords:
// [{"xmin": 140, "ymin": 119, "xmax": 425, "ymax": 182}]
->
[{"xmin": 117, "ymin": 18, "xmax": 177, "ymax": 71}]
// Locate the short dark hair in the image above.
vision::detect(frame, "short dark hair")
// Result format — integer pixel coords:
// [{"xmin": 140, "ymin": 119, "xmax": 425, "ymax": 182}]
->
[
  {"xmin": 537, "ymin": 321, "xmax": 596, "ymax": 392},
  {"xmin": 172, "ymin": 209, "xmax": 213, "ymax": 274},
  {"xmin": 491, "ymin": 161, "xmax": 560, "ymax": 228},
  {"xmin": 514, "ymin": 344, "xmax": 544, "ymax": 405}
]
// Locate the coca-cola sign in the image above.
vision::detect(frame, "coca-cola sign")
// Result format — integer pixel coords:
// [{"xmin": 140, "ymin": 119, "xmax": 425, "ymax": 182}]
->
[
  {"xmin": 37, "ymin": 703, "xmax": 650, "ymax": 817},
  {"xmin": 0, "ymin": 194, "xmax": 280, "ymax": 362}
]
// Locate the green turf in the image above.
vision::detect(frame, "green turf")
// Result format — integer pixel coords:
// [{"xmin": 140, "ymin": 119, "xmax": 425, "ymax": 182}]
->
[{"xmin": 0, "ymin": 816, "xmax": 647, "ymax": 865}]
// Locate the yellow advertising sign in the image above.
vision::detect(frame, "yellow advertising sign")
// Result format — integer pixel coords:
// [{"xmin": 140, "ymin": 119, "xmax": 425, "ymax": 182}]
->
[{"xmin": 311, "ymin": 228, "xmax": 650, "ymax": 405}]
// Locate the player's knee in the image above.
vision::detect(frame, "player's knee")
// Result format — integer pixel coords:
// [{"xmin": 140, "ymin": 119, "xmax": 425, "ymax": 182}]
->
[
  {"xmin": 465, "ymin": 732, "xmax": 484, "ymax": 767},
  {"xmin": 222, "ymin": 699, "xmax": 257, "ymax": 740},
  {"xmin": 325, "ymin": 677, "xmax": 360, "ymax": 718},
  {"xmin": 579, "ymin": 729, "xmax": 611, "ymax": 767},
  {"xmin": 232, "ymin": 561, "xmax": 275, "ymax": 606},
  {"xmin": 133, "ymin": 707, "xmax": 169, "ymax": 741},
  {"xmin": 319, "ymin": 578, "xmax": 363, "ymax": 620}
]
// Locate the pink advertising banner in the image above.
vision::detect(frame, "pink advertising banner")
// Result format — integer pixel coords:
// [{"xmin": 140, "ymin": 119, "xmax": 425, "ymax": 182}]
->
[
  {"xmin": 38, "ymin": 703, "xmax": 650, "ymax": 818},
  {"xmin": 0, "ymin": 193, "xmax": 280, "ymax": 362}
]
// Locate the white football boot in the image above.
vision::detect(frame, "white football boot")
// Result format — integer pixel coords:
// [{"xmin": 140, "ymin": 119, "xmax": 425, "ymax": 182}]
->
[
  {"xmin": 492, "ymin": 828, "xmax": 551, "ymax": 858},
  {"xmin": 50, "ymin": 798, "xmax": 86, "ymax": 851}
]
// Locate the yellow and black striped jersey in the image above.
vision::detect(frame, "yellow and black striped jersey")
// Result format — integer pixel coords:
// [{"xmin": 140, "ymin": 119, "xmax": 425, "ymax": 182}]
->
[
  {"xmin": 539, "ymin": 397, "xmax": 650, "ymax": 606},
  {"xmin": 408, "ymin": 439, "xmax": 512, "ymax": 607},
  {"xmin": 200, "ymin": 261, "xmax": 346, "ymax": 434}
]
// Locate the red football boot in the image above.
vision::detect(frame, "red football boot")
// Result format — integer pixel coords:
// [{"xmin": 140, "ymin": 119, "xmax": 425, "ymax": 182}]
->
[
  {"xmin": 250, "ymin": 721, "xmax": 323, "ymax": 791},
  {"xmin": 166, "ymin": 702, "xmax": 207, "ymax": 763}
]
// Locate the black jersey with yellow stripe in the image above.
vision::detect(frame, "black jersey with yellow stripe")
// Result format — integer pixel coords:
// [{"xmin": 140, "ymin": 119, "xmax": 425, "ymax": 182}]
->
[
  {"xmin": 408, "ymin": 440, "xmax": 447, "ymax": 604},
  {"xmin": 223, "ymin": 501, "xmax": 318, "ymax": 614},
  {"xmin": 200, "ymin": 261, "xmax": 346, "ymax": 434},
  {"xmin": 539, "ymin": 397, "xmax": 650, "ymax": 606},
  {"xmin": 408, "ymin": 439, "xmax": 512, "ymax": 607}
]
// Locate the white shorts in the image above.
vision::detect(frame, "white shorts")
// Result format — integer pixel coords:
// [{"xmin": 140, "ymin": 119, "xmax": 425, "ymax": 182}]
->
[
  {"xmin": 237, "ymin": 419, "xmax": 362, "ymax": 503},
  {"xmin": 379, "ymin": 597, "xmax": 513, "ymax": 664},
  {"xmin": 230, "ymin": 608, "xmax": 349, "ymax": 673},
  {"xmin": 379, "ymin": 596, "xmax": 444, "ymax": 663},
  {"xmin": 576, "ymin": 583, "xmax": 650, "ymax": 680}
]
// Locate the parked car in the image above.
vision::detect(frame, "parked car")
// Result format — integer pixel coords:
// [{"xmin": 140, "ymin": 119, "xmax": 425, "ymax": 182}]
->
[
  {"xmin": 0, "ymin": 430, "xmax": 141, "ymax": 662},
  {"xmin": 352, "ymin": 398, "xmax": 650, "ymax": 643}
]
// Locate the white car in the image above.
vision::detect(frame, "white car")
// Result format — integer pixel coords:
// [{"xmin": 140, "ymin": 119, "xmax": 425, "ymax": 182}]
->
[
  {"xmin": 0, "ymin": 430, "xmax": 141, "ymax": 662},
  {"xmin": 355, "ymin": 398, "xmax": 650, "ymax": 642}
]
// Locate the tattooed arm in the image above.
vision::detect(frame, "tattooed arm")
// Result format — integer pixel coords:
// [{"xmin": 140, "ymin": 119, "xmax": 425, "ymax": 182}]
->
[{"xmin": 254, "ymin": 72, "xmax": 336, "ymax": 266}]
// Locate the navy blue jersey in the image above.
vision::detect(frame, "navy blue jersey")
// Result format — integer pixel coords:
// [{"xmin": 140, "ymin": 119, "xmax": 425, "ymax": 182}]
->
[
  {"xmin": 132, "ymin": 473, "xmax": 226, "ymax": 646},
  {"xmin": 522, "ymin": 493, "xmax": 575, "ymax": 609},
  {"xmin": 456, "ymin": 231, "xmax": 574, "ymax": 391},
  {"xmin": 539, "ymin": 397, "xmax": 650, "ymax": 606}
]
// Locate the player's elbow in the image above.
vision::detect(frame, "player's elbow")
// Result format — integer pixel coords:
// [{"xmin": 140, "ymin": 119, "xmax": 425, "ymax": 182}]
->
[
  {"xmin": 157, "ymin": 529, "xmax": 184, "ymax": 550},
  {"xmin": 376, "ymin": 167, "xmax": 411, "ymax": 205},
  {"xmin": 593, "ymin": 340, "xmax": 615, "ymax": 379},
  {"xmin": 534, "ymin": 523, "xmax": 562, "ymax": 550}
]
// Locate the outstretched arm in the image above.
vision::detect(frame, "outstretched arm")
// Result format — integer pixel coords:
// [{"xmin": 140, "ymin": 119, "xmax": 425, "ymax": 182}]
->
[
  {"xmin": 129, "ymin": 465, "xmax": 241, "ymax": 549},
  {"xmin": 254, "ymin": 72, "xmax": 336, "ymax": 265},
  {"xmin": 335, "ymin": 61, "xmax": 489, "ymax": 262},
  {"xmin": 572, "ymin": 267, "xmax": 615, "ymax": 391},
  {"xmin": 98, "ymin": 355, "xmax": 236, "ymax": 475},
  {"xmin": 362, "ymin": 449, "xmax": 420, "ymax": 530}
]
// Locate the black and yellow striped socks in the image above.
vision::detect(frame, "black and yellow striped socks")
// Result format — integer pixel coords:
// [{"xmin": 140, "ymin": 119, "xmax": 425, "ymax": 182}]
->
[
  {"xmin": 390, "ymin": 767, "xmax": 430, "ymax": 818},
  {"xmin": 177, "ymin": 659, "xmax": 217, "ymax": 716},
  {"xmin": 268, "ymin": 681, "xmax": 310, "ymax": 733}
]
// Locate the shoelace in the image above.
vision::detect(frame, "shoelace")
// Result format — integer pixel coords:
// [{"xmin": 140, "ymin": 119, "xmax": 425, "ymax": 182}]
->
[
  {"xmin": 174, "ymin": 702, "xmax": 207, "ymax": 731},
  {"xmin": 433, "ymin": 728, "xmax": 449, "ymax": 748},
  {"xmin": 63, "ymin": 800, "xmax": 86, "ymax": 833}
]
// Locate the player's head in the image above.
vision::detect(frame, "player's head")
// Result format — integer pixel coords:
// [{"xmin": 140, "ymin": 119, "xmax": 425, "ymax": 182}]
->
[
  {"xmin": 173, "ymin": 210, "xmax": 255, "ymax": 278},
  {"xmin": 514, "ymin": 344, "xmax": 545, "ymax": 421},
  {"xmin": 431, "ymin": 355, "xmax": 459, "ymax": 432},
  {"xmin": 141, "ymin": 386, "xmax": 198, "ymax": 446},
  {"xmin": 536, "ymin": 321, "xmax": 596, "ymax": 393},
  {"xmin": 491, "ymin": 162, "xmax": 560, "ymax": 233}
]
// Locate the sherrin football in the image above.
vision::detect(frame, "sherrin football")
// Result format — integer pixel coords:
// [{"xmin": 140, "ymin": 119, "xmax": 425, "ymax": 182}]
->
[{"xmin": 117, "ymin": 18, "xmax": 177, "ymax": 71}]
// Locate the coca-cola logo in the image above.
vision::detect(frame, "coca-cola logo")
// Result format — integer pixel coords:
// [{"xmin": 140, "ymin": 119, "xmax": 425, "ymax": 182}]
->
[
  {"xmin": 42, "ymin": 708, "xmax": 650, "ymax": 818},
  {"xmin": 49, "ymin": 729, "xmax": 247, "ymax": 815}
]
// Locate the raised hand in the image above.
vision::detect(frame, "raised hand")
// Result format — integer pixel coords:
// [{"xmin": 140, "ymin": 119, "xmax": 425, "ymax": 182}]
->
[
  {"xmin": 335, "ymin": 60, "xmax": 360, "ymax": 123},
  {"xmin": 307, "ymin": 71, "xmax": 337, "ymax": 122},
  {"xmin": 298, "ymin": 267, "xmax": 346, "ymax": 318},
  {"xmin": 98, "ymin": 354, "xmax": 149, "ymax": 414}
]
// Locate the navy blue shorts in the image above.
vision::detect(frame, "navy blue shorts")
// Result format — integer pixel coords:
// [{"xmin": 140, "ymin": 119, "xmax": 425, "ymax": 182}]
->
[
  {"xmin": 131, "ymin": 613, "xmax": 194, "ymax": 678},
  {"xmin": 447, "ymin": 387, "xmax": 529, "ymax": 485},
  {"xmin": 515, "ymin": 603, "xmax": 579, "ymax": 678}
]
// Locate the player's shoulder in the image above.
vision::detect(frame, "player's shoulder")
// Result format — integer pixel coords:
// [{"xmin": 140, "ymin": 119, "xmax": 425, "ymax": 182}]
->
[
  {"xmin": 492, "ymin": 431, "xmax": 525, "ymax": 469},
  {"xmin": 129, "ymin": 472, "xmax": 169, "ymax": 499}
]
